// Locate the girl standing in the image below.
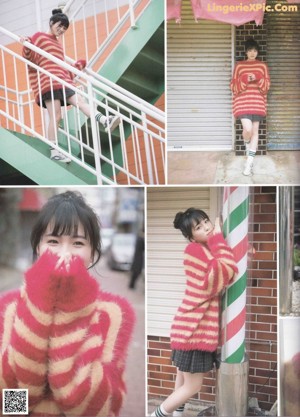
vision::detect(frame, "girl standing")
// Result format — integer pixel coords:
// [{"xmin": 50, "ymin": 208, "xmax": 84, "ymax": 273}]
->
[
  {"xmin": 230, "ymin": 38, "xmax": 270, "ymax": 176},
  {"xmin": 151, "ymin": 208, "xmax": 237, "ymax": 417},
  {"xmin": 0, "ymin": 191, "xmax": 134, "ymax": 416},
  {"xmin": 21, "ymin": 9, "xmax": 121, "ymax": 163}
]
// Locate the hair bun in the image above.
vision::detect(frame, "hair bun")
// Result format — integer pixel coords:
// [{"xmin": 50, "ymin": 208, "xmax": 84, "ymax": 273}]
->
[
  {"xmin": 52, "ymin": 8, "xmax": 63, "ymax": 15},
  {"xmin": 173, "ymin": 212, "xmax": 184, "ymax": 229}
]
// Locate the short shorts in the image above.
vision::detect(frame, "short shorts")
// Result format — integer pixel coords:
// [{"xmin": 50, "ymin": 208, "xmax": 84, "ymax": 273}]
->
[
  {"xmin": 171, "ymin": 349, "xmax": 217, "ymax": 374},
  {"xmin": 39, "ymin": 88, "xmax": 76, "ymax": 108},
  {"xmin": 238, "ymin": 114, "xmax": 264, "ymax": 122}
]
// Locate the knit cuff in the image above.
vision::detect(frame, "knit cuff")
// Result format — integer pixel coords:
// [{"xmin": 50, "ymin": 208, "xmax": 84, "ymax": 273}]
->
[
  {"xmin": 207, "ymin": 232, "xmax": 228, "ymax": 252},
  {"xmin": 24, "ymin": 251, "xmax": 60, "ymax": 313},
  {"xmin": 75, "ymin": 59, "xmax": 86, "ymax": 70},
  {"xmin": 54, "ymin": 256, "xmax": 99, "ymax": 312}
]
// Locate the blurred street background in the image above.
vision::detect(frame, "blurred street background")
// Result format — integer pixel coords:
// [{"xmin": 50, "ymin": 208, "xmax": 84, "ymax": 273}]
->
[{"xmin": 0, "ymin": 187, "xmax": 145, "ymax": 417}]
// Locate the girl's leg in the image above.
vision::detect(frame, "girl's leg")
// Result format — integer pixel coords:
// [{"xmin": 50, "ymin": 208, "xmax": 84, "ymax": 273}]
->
[
  {"xmin": 151, "ymin": 371, "xmax": 204, "ymax": 416},
  {"xmin": 45, "ymin": 99, "xmax": 62, "ymax": 143},
  {"xmin": 67, "ymin": 93, "xmax": 121, "ymax": 132},
  {"xmin": 241, "ymin": 118, "xmax": 253, "ymax": 143},
  {"xmin": 172, "ymin": 370, "xmax": 185, "ymax": 416},
  {"xmin": 45, "ymin": 99, "xmax": 71, "ymax": 163},
  {"xmin": 249, "ymin": 121, "xmax": 260, "ymax": 152},
  {"xmin": 67, "ymin": 93, "xmax": 91, "ymax": 118},
  {"xmin": 243, "ymin": 121, "xmax": 260, "ymax": 176}
]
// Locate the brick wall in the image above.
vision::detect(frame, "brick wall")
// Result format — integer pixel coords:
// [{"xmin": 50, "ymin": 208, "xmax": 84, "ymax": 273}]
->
[
  {"xmin": 147, "ymin": 187, "xmax": 277, "ymax": 411},
  {"xmin": 234, "ymin": 21, "xmax": 268, "ymax": 156},
  {"xmin": 247, "ymin": 186, "xmax": 277, "ymax": 410}
]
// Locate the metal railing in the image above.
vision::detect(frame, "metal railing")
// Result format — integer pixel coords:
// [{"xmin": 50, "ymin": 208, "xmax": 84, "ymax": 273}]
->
[
  {"xmin": 0, "ymin": 26, "xmax": 165, "ymax": 185},
  {"xmin": 60, "ymin": 0, "xmax": 149, "ymax": 67}
]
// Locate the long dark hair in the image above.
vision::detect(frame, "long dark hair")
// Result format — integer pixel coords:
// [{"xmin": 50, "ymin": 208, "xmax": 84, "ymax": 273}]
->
[
  {"xmin": 50, "ymin": 8, "xmax": 70, "ymax": 29},
  {"xmin": 173, "ymin": 208, "xmax": 210, "ymax": 240},
  {"xmin": 31, "ymin": 191, "xmax": 101, "ymax": 267}
]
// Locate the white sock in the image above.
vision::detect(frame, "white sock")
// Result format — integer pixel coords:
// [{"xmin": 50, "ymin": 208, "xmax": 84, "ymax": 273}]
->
[
  {"xmin": 248, "ymin": 149, "xmax": 256, "ymax": 159},
  {"xmin": 172, "ymin": 404, "xmax": 185, "ymax": 416},
  {"xmin": 245, "ymin": 141, "xmax": 250, "ymax": 155},
  {"xmin": 95, "ymin": 112, "xmax": 105, "ymax": 124},
  {"xmin": 151, "ymin": 403, "xmax": 169, "ymax": 416}
]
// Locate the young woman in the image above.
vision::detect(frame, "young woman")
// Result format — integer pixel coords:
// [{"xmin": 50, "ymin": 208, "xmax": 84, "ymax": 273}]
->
[
  {"xmin": 21, "ymin": 9, "xmax": 120, "ymax": 163},
  {"xmin": 151, "ymin": 208, "xmax": 237, "ymax": 417},
  {"xmin": 0, "ymin": 191, "xmax": 135, "ymax": 416},
  {"xmin": 230, "ymin": 38, "xmax": 270, "ymax": 176}
]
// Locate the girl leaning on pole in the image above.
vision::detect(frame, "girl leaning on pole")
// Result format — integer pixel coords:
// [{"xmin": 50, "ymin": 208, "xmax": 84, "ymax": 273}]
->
[
  {"xmin": 0, "ymin": 191, "xmax": 135, "ymax": 416},
  {"xmin": 20, "ymin": 9, "xmax": 121, "ymax": 163},
  {"xmin": 151, "ymin": 208, "xmax": 237, "ymax": 417},
  {"xmin": 230, "ymin": 38, "xmax": 270, "ymax": 176}
]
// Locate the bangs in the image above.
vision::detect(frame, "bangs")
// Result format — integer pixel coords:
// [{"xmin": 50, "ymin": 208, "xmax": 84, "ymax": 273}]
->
[
  {"xmin": 59, "ymin": 18, "xmax": 69, "ymax": 29},
  {"xmin": 190, "ymin": 211, "xmax": 209, "ymax": 226},
  {"xmin": 46, "ymin": 201, "xmax": 90, "ymax": 240},
  {"xmin": 31, "ymin": 191, "xmax": 101, "ymax": 265}
]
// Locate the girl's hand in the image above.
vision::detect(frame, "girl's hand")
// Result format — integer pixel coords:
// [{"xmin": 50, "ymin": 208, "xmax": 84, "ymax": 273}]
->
[
  {"xmin": 75, "ymin": 59, "xmax": 86, "ymax": 71},
  {"xmin": 248, "ymin": 73, "xmax": 256, "ymax": 82},
  {"xmin": 213, "ymin": 217, "xmax": 222, "ymax": 235},
  {"xmin": 20, "ymin": 35, "xmax": 31, "ymax": 44},
  {"xmin": 55, "ymin": 252, "xmax": 72, "ymax": 272}
]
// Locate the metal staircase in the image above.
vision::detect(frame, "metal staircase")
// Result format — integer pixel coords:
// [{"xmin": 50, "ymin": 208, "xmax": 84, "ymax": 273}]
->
[{"xmin": 0, "ymin": 0, "xmax": 165, "ymax": 185}]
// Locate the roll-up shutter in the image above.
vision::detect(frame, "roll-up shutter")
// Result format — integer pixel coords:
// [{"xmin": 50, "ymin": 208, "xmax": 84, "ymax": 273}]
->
[
  {"xmin": 266, "ymin": 4, "xmax": 300, "ymax": 150},
  {"xmin": 167, "ymin": 2, "xmax": 234, "ymax": 151},
  {"xmin": 147, "ymin": 187, "xmax": 218, "ymax": 337}
]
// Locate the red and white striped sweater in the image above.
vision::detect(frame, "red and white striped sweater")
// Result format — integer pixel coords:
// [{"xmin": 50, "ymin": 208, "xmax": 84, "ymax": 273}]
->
[
  {"xmin": 22, "ymin": 32, "xmax": 83, "ymax": 106},
  {"xmin": 170, "ymin": 233, "xmax": 238, "ymax": 352},
  {"xmin": 0, "ymin": 252, "xmax": 135, "ymax": 416},
  {"xmin": 230, "ymin": 59, "xmax": 270, "ymax": 118}
]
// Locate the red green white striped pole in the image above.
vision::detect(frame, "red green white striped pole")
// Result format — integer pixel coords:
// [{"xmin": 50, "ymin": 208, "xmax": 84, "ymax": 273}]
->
[{"xmin": 221, "ymin": 186, "xmax": 249, "ymax": 363}]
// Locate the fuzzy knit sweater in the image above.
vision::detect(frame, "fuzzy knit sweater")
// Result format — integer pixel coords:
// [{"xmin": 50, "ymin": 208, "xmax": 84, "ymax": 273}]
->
[
  {"xmin": 0, "ymin": 252, "xmax": 135, "ymax": 416},
  {"xmin": 22, "ymin": 32, "xmax": 84, "ymax": 106},
  {"xmin": 170, "ymin": 233, "xmax": 238, "ymax": 352},
  {"xmin": 230, "ymin": 59, "xmax": 270, "ymax": 118}
]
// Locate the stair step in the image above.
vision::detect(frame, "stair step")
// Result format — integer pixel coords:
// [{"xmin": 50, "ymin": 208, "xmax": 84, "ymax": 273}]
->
[
  {"xmin": 138, "ymin": 47, "xmax": 164, "ymax": 73},
  {"xmin": 119, "ymin": 72, "xmax": 161, "ymax": 99},
  {"xmin": 0, "ymin": 128, "xmax": 98, "ymax": 185}
]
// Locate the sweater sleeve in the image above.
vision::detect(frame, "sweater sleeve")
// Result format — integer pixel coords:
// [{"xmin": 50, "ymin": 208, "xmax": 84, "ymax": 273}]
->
[
  {"xmin": 257, "ymin": 63, "xmax": 270, "ymax": 95},
  {"xmin": 47, "ymin": 256, "xmax": 135, "ymax": 416},
  {"xmin": 22, "ymin": 32, "xmax": 43, "ymax": 63},
  {"xmin": 185, "ymin": 233, "xmax": 238, "ymax": 300},
  {"xmin": 230, "ymin": 63, "xmax": 248, "ymax": 95},
  {"xmin": 0, "ymin": 251, "xmax": 59, "ymax": 411}
]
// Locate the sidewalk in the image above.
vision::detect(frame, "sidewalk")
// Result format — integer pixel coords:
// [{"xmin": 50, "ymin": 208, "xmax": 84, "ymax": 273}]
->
[
  {"xmin": 167, "ymin": 150, "xmax": 300, "ymax": 184},
  {"xmin": 148, "ymin": 398, "xmax": 215, "ymax": 417}
]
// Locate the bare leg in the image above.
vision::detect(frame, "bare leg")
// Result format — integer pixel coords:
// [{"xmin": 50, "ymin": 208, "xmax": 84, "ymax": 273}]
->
[
  {"xmin": 242, "ymin": 121, "xmax": 260, "ymax": 176},
  {"xmin": 67, "ymin": 93, "xmax": 121, "ymax": 132},
  {"xmin": 174, "ymin": 370, "xmax": 184, "ymax": 391},
  {"xmin": 45, "ymin": 99, "xmax": 62, "ymax": 143},
  {"xmin": 249, "ymin": 121, "xmax": 260, "ymax": 152},
  {"xmin": 67, "ymin": 94, "xmax": 92, "ymax": 118},
  {"xmin": 241, "ymin": 118, "xmax": 253, "ymax": 143},
  {"xmin": 161, "ymin": 371, "xmax": 204, "ymax": 414},
  {"xmin": 172, "ymin": 370, "xmax": 185, "ymax": 415}
]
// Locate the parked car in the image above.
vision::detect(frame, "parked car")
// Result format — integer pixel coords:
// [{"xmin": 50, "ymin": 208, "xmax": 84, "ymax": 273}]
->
[
  {"xmin": 106, "ymin": 233, "xmax": 137, "ymax": 271},
  {"xmin": 101, "ymin": 228, "xmax": 115, "ymax": 254}
]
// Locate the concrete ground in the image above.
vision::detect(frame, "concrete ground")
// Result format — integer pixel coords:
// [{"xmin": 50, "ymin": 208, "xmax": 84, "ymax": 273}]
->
[
  {"xmin": 148, "ymin": 398, "xmax": 215, "ymax": 417},
  {"xmin": 167, "ymin": 150, "xmax": 300, "ymax": 185}
]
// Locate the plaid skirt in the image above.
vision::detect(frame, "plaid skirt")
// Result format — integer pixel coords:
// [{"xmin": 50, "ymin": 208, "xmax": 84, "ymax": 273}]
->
[
  {"xmin": 171, "ymin": 349, "xmax": 217, "ymax": 374},
  {"xmin": 39, "ymin": 88, "xmax": 75, "ymax": 108}
]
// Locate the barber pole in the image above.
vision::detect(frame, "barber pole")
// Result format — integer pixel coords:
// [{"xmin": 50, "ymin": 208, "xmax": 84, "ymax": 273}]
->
[{"xmin": 221, "ymin": 186, "xmax": 249, "ymax": 363}]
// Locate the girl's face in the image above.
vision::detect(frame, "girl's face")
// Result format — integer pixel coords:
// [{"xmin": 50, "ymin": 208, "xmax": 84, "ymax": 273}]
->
[
  {"xmin": 190, "ymin": 218, "xmax": 214, "ymax": 244},
  {"xmin": 246, "ymin": 48, "xmax": 258, "ymax": 61},
  {"xmin": 37, "ymin": 222, "xmax": 93, "ymax": 268},
  {"xmin": 50, "ymin": 21, "xmax": 68, "ymax": 37}
]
